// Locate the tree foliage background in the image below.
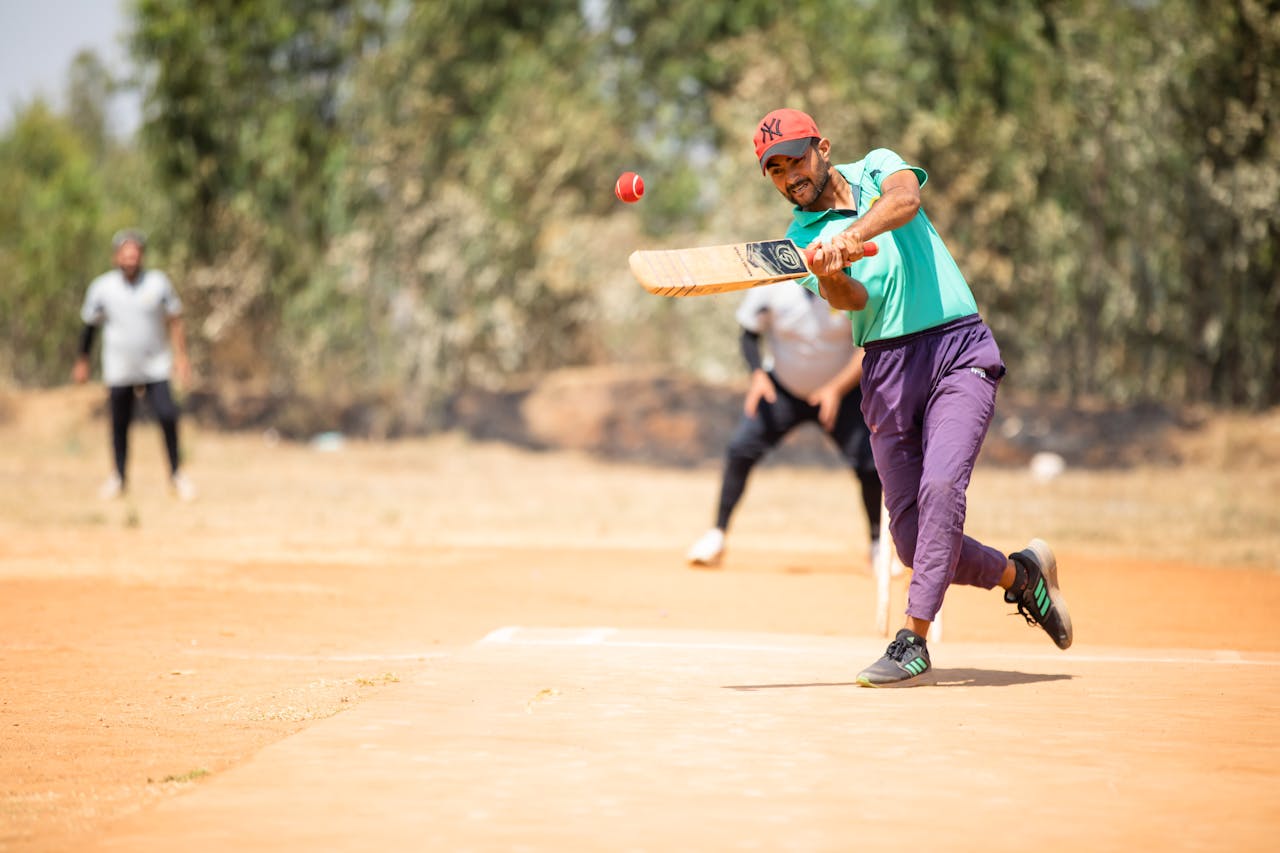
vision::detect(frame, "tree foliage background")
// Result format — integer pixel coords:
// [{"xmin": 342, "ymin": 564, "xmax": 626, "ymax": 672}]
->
[{"xmin": 3, "ymin": 0, "xmax": 1277, "ymax": 429}]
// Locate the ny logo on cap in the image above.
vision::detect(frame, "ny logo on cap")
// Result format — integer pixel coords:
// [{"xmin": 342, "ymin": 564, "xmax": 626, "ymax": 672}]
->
[{"xmin": 758, "ymin": 117, "xmax": 784, "ymax": 142}]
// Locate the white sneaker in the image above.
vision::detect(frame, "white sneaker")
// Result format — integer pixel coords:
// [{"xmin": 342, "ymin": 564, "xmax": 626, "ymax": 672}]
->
[
  {"xmin": 171, "ymin": 472, "xmax": 197, "ymax": 502},
  {"xmin": 98, "ymin": 474, "xmax": 124, "ymax": 500},
  {"xmin": 687, "ymin": 528, "xmax": 725, "ymax": 567}
]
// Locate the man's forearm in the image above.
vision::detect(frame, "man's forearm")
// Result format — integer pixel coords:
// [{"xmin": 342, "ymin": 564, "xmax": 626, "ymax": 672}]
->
[
  {"xmin": 836, "ymin": 170, "xmax": 922, "ymax": 254},
  {"xmin": 78, "ymin": 324, "xmax": 96, "ymax": 357},
  {"xmin": 168, "ymin": 318, "xmax": 188, "ymax": 359},
  {"xmin": 740, "ymin": 329, "xmax": 764, "ymax": 372},
  {"xmin": 844, "ymin": 185, "xmax": 920, "ymax": 242},
  {"xmin": 817, "ymin": 272, "xmax": 868, "ymax": 311}
]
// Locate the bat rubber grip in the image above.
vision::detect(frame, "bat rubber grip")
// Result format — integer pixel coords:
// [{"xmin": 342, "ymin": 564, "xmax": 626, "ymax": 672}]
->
[{"xmin": 804, "ymin": 241, "xmax": 878, "ymax": 266}]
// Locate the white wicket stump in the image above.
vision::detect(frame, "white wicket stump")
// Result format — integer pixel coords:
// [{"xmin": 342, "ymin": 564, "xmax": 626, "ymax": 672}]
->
[{"xmin": 873, "ymin": 503, "xmax": 943, "ymax": 643}]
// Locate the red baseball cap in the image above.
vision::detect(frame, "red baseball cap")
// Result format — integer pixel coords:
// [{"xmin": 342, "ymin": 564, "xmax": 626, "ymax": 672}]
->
[{"xmin": 753, "ymin": 108, "xmax": 821, "ymax": 173}]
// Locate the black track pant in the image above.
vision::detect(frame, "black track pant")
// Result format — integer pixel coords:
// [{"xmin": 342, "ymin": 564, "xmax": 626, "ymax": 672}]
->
[
  {"xmin": 108, "ymin": 381, "xmax": 181, "ymax": 481},
  {"xmin": 715, "ymin": 374, "xmax": 882, "ymax": 535}
]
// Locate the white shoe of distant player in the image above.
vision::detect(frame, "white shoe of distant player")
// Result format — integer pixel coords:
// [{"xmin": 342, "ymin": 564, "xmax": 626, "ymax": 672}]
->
[
  {"xmin": 170, "ymin": 472, "xmax": 197, "ymax": 502},
  {"xmin": 98, "ymin": 474, "xmax": 124, "ymax": 501},
  {"xmin": 687, "ymin": 528, "xmax": 725, "ymax": 567}
]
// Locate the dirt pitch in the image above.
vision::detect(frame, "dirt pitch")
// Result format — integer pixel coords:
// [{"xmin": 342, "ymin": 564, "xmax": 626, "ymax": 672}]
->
[{"xmin": 2, "ymin": 385, "xmax": 1279, "ymax": 851}]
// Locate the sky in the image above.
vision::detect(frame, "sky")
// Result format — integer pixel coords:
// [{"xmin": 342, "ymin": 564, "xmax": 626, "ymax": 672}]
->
[{"xmin": 0, "ymin": 0, "xmax": 141, "ymax": 134}]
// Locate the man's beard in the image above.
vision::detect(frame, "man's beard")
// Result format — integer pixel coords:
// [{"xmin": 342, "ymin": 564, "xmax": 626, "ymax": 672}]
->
[{"xmin": 788, "ymin": 161, "xmax": 831, "ymax": 208}]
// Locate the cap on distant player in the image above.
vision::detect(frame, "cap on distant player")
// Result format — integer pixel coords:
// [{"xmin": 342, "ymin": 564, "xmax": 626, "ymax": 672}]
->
[
  {"xmin": 112, "ymin": 229, "xmax": 147, "ymax": 251},
  {"xmin": 753, "ymin": 108, "xmax": 821, "ymax": 174}
]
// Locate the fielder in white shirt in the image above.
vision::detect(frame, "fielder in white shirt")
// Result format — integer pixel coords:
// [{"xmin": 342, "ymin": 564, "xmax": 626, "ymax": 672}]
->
[
  {"xmin": 73, "ymin": 230, "xmax": 196, "ymax": 501},
  {"xmin": 687, "ymin": 281, "xmax": 883, "ymax": 568}
]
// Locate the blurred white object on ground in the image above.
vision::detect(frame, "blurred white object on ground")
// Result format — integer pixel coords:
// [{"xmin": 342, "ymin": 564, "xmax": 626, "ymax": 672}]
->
[
  {"xmin": 1030, "ymin": 451, "xmax": 1067, "ymax": 482},
  {"xmin": 98, "ymin": 474, "xmax": 124, "ymax": 500},
  {"xmin": 686, "ymin": 528, "xmax": 725, "ymax": 567},
  {"xmin": 171, "ymin": 472, "xmax": 197, "ymax": 502}
]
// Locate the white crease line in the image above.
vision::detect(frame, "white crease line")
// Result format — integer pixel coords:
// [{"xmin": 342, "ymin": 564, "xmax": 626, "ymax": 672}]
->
[
  {"xmin": 478, "ymin": 629, "xmax": 1280, "ymax": 667},
  {"xmin": 574, "ymin": 627, "xmax": 618, "ymax": 645},
  {"xmin": 481, "ymin": 626, "xmax": 619, "ymax": 646},
  {"xmin": 182, "ymin": 650, "xmax": 449, "ymax": 662},
  {"xmin": 481, "ymin": 626, "xmax": 521, "ymax": 644},
  {"xmin": 980, "ymin": 651, "xmax": 1278, "ymax": 667},
  {"xmin": 487, "ymin": 637, "xmax": 837, "ymax": 655}
]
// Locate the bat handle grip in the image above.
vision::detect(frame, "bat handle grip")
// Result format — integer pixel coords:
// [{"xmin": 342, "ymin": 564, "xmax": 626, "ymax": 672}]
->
[{"xmin": 804, "ymin": 241, "xmax": 878, "ymax": 266}]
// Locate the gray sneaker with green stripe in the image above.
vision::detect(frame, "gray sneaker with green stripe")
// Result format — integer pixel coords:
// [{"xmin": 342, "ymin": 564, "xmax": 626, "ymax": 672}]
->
[
  {"xmin": 1007, "ymin": 538, "xmax": 1073, "ymax": 650},
  {"xmin": 856, "ymin": 629, "xmax": 932, "ymax": 687}
]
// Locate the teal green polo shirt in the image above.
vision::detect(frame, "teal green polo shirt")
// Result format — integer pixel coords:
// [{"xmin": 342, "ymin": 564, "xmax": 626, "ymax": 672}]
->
[{"xmin": 786, "ymin": 149, "xmax": 978, "ymax": 346}]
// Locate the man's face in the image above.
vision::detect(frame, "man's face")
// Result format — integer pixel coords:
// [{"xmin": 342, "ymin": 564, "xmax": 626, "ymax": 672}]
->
[
  {"xmin": 765, "ymin": 138, "xmax": 832, "ymax": 209},
  {"xmin": 115, "ymin": 241, "xmax": 143, "ymax": 279}
]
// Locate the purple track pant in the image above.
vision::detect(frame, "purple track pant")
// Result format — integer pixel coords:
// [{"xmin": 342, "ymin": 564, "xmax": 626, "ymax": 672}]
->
[{"xmin": 860, "ymin": 315, "xmax": 1009, "ymax": 621}]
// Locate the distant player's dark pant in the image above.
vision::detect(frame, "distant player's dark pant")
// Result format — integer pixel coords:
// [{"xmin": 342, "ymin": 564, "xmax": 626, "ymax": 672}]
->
[
  {"xmin": 108, "ymin": 381, "xmax": 181, "ymax": 481},
  {"xmin": 716, "ymin": 373, "xmax": 882, "ymax": 536},
  {"xmin": 860, "ymin": 315, "xmax": 1008, "ymax": 621}
]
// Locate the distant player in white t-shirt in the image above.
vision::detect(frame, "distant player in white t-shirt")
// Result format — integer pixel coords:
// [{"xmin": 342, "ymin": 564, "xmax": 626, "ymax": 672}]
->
[
  {"xmin": 72, "ymin": 230, "xmax": 196, "ymax": 501},
  {"xmin": 687, "ymin": 281, "xmax": 882, "ymax": 568}
]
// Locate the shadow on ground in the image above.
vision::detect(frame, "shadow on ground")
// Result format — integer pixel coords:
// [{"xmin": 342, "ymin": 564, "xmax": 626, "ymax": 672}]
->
[{"xmin": 723, "ymin": 670, "xmax": 1075, "ymax": 690}]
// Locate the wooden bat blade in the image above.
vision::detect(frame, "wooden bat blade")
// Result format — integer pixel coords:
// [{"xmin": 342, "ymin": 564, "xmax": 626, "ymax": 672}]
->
[
  {"xmin": 629, "ymin": 238, "xmax": 811, "ymax": 297},
  {"xmin": 629, "ymin": 238, "xmax": 877, "ymax": 297}
]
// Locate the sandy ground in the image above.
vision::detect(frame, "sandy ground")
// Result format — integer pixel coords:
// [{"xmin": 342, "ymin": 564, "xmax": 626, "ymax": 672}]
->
[{"xmin": 2, "ymin": 385, "xmax": 1279, "ymax": 851}]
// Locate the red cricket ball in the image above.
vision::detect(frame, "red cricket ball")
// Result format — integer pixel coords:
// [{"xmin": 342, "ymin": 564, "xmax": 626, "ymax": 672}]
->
[{"xmin": 615, "ymin": 171, "xmax": 645, "ymax": 204}]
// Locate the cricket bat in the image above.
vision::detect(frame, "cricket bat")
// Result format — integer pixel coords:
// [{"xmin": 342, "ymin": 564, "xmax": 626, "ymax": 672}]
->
[{"xmin": 628, "ymin": 238, "xmax": 877, "ymax": 297}]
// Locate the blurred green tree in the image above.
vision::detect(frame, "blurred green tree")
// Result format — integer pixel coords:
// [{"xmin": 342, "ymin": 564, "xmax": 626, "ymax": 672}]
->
[
  {"xmin": 0, "ymin": 59, "xmax": 157, "ymax": 388},
  {"xmin": 4, "ymin": 0, "xmax": 1276, "ymax": 414},
  {"xmin": 0, "ymin": 104, "xmax": 104, "ymax": 384},
  {"xmin": 129, "ymin": 0, "xmax": 388, "ymax": 389}
]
